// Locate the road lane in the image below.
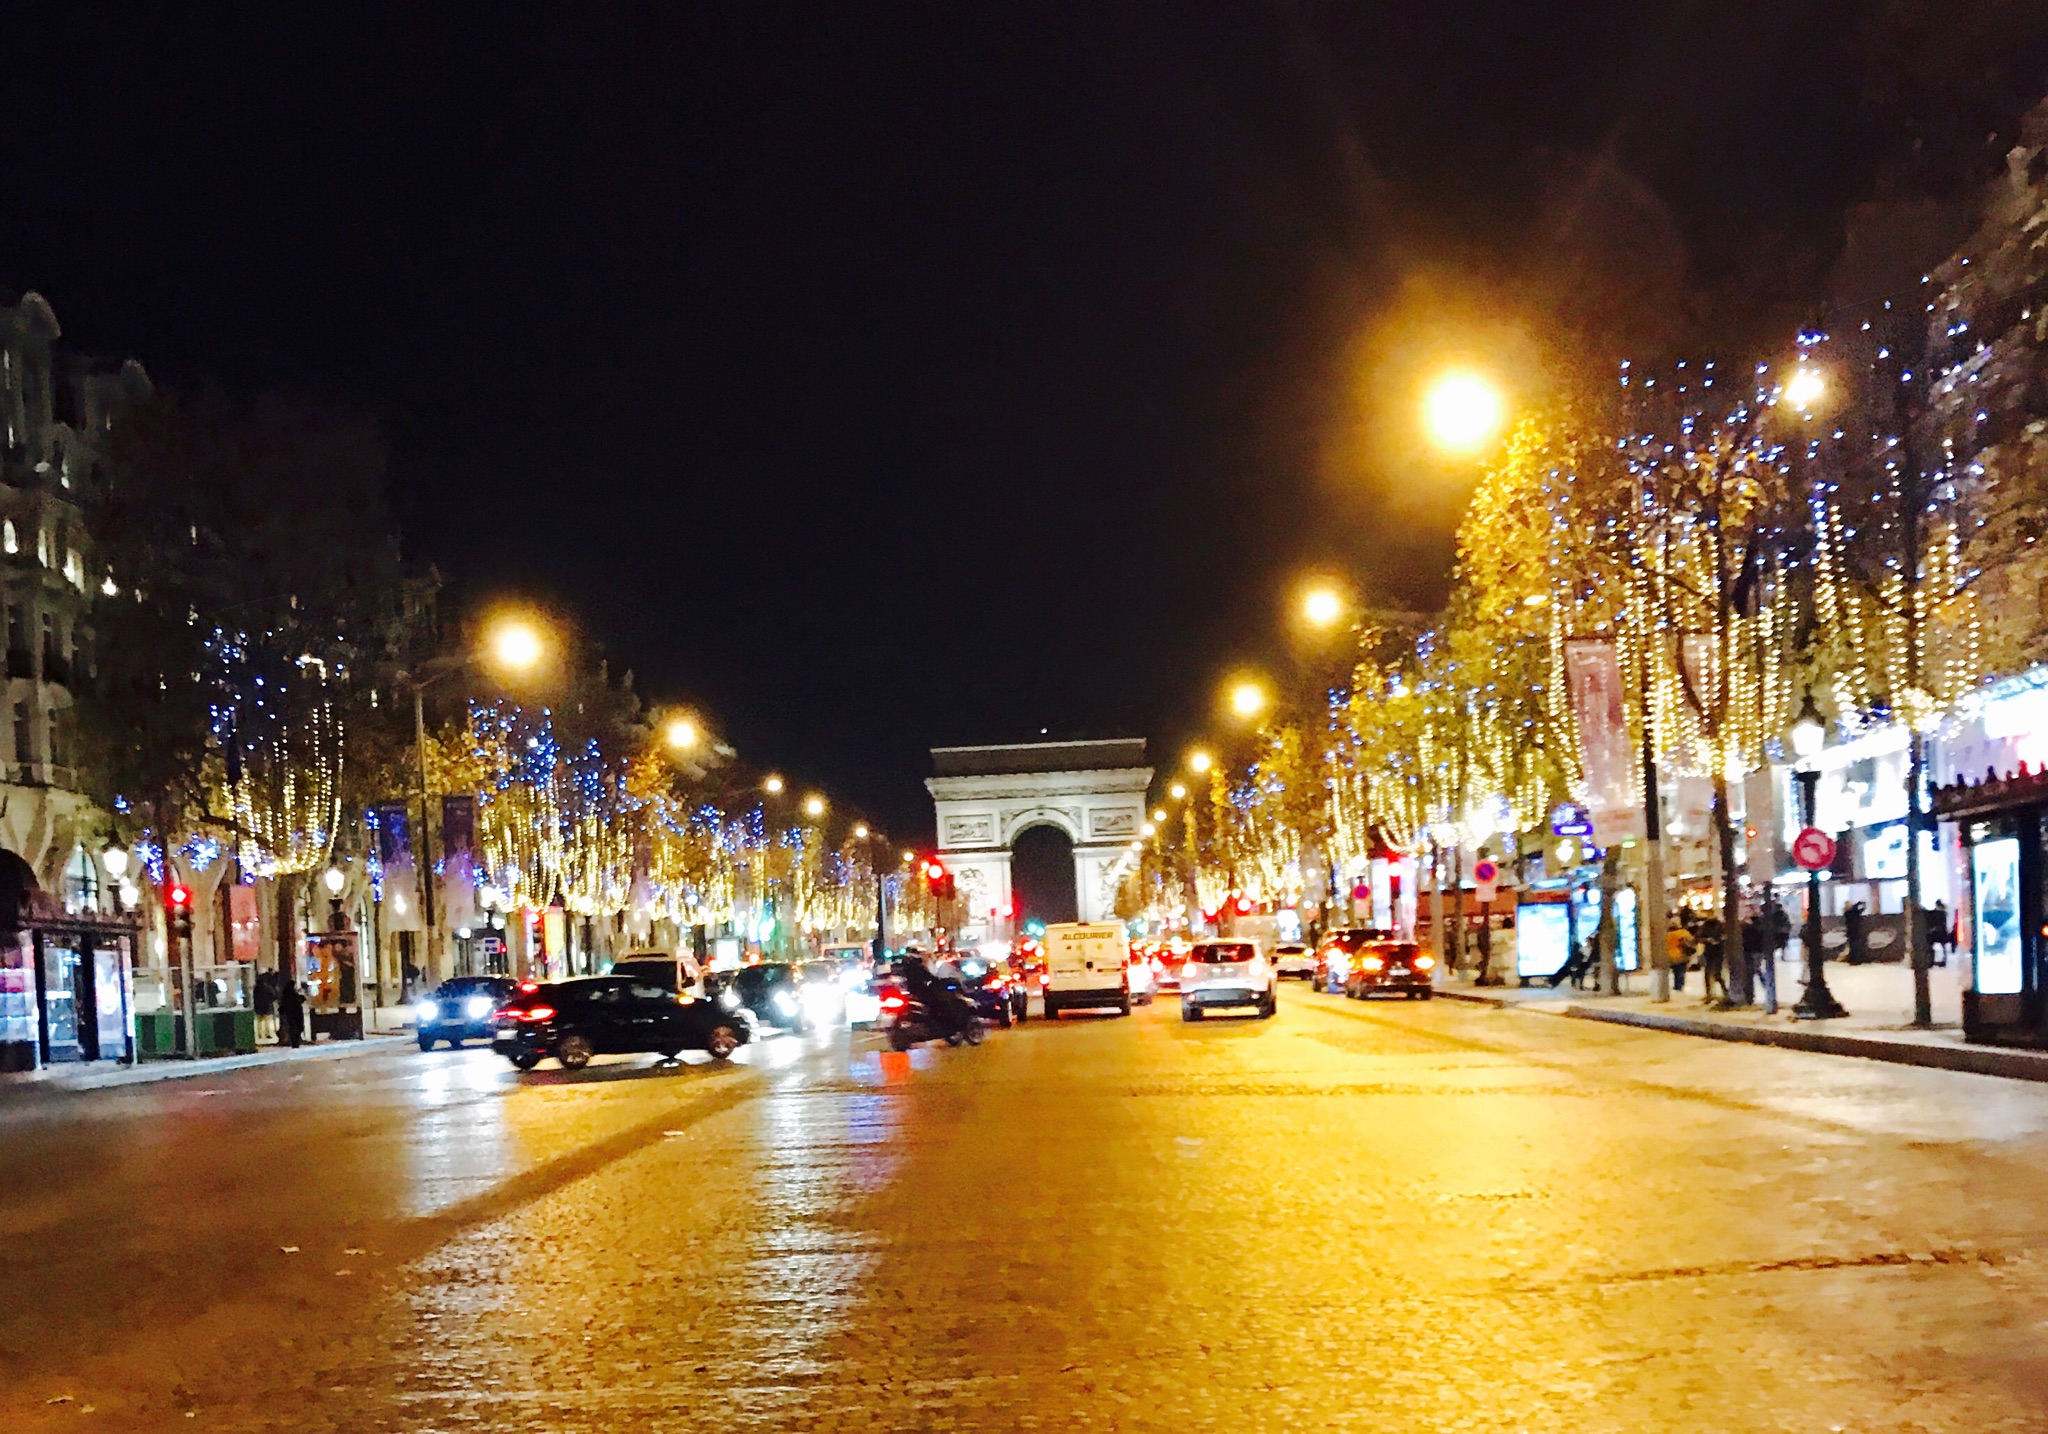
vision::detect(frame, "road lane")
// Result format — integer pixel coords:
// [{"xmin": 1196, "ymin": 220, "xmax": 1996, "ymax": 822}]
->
[{"xmin": 7, "ymin": 991, "xmax": 2048, "ymax": 1430}]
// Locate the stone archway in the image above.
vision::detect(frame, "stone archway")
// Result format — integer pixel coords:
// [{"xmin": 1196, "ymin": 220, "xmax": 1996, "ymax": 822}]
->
[
  {"xmin": 926, "ymin": 739, "xmax": 1153, "ymax": 931},
  {"xmin": 1010, "ymin": 822, "xmax": 1078, "ymax": 927}
]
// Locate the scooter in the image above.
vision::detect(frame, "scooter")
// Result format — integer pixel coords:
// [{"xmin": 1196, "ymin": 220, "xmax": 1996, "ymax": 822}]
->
[{"xmin": 885, "ymin": 993, "xmax": 985, "ymax": 1051}]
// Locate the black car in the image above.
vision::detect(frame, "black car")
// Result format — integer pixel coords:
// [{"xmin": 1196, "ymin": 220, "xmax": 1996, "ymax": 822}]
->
[
  {"xmin": 1342, "ymin": 940, "xmax": 1437, "ymax": 999},
  {"xmin": 706, "ymin": 961, "xmax": 810, "ymax": 1031},
  {"xmin": 416, "ymin": 975, "xmax": 518, "ymax": 1050},
  {"xmin": 609, "ymin": 952, "xmax": 701, "ymax": 994},
  {"xmin": 950, "ymin": 961, "xmax": 1020, "ymax": 1028},
  {"xmin": 493, "ymin": 976, "xmax": 752, "ymax": 1070}
]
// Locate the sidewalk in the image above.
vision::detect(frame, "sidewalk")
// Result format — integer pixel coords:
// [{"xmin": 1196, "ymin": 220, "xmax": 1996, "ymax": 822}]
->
[
  {"xmin": 2, "ymin": 1004, "xmax": 419, "ymax": 1093},
  {"xmin": 1439, "ymin": 958, "xmax": 2048, "ymax": 1084}
]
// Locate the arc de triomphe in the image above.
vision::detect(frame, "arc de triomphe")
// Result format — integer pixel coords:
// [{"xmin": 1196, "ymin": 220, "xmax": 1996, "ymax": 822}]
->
[{"xmin": 926, "ymin": 739, "xmax": 1153, "ymax": 928}]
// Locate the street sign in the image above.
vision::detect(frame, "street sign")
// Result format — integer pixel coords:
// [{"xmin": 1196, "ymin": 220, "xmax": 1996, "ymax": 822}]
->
[
  {"xmin": 1792, "ymin": 827, "xmax": 1837, "ymax": 872},
  {"xmin": 1550, "ymin": 803, "xmax": 1593, "ymax": 837},
  {"xmin": 1473, "ymin": 858, "xmax": 1499, "ymax": 904}
]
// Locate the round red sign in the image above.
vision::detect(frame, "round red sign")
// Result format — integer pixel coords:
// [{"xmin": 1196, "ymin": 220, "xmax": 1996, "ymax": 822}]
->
[{"xmin": 1791, "ymin": 826, "xmax": 1837, "ymax": 872}]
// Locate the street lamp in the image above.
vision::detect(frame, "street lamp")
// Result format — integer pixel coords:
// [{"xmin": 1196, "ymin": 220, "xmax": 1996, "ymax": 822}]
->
[
  {"xmin": 763, "ymin": 774, "xmax": 786, "ymax": 796},
  {"xmin": 665, "ymin": 716, "xmax": 700, "ymax": 751},
  {"xmin": 488, "ymin": 618, "xmax": 545, "ymax": 674},
  {"xmin": 1781, "ymin": 367, "xmax": 1827, "ymax": 413},
  {"xmin": 853, "ymin": 822, "xmax": 869, "ymax": 839},
  {"xmin": 1302, "ymin": 587, "xmax": 1343, "ymax": 628},
  {"xmin": 803, "ymin": 794, "xmax": 826, "ymax": 819},
  {"xmin": 1788, "ymin": 690, "xmax": 1847, "ymax": 1020},
  {"xmin": 1169, "ymin": 782, "xmax": 1187, "ymax": 800},
  {"xmin": 102, "ymin": 847, "xmax": 129, "ymax": 880},
  {"xmin": 1187, "ymin": 750, "xmax": 1213, "ymax": 775},
  {"xmin": 1228, "ymin": 681, "xmax": 1267, "ymax": 720},
  {"xmin": 1423, "ymin": 370, "xmax": 1506, "ymax": 454}
]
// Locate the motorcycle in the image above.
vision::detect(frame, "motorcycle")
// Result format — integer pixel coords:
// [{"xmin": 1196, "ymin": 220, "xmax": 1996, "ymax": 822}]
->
[{"xmin": 885, "ymin": 992, "xmax": 985, "ymax": 1050}]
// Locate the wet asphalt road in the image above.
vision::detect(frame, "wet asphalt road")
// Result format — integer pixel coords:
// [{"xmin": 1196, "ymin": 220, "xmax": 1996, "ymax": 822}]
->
[{"xmin": 5, "ymin": 988, "xmax": 2048, "ymax": 1432}]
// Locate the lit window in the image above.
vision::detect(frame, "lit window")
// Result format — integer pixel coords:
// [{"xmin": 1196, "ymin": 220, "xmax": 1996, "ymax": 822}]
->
[
  {"xmin": 35, "ymin": 528, "xmax": 48, "ymax": 568},
  {"xmin": 3, "ymin": 521, "xmax": 16, "ymax": 555}
]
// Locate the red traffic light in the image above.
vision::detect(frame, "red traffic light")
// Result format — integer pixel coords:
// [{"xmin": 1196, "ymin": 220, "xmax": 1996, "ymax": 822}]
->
[
  {"xmin": 166, "ymin": 883, "xmax": 192, "ymax": 908},
  {"xmin": 1234, "ymin": 896, "xmax": 1253, "ymax": 915},
  {"xmin": 928, "ymin": 861, "xmax": 945, "ymax": 880}
]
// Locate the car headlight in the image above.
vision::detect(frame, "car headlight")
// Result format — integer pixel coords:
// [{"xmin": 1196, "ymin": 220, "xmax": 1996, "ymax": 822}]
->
[
  {"xmin": 719, "ymin": 989, "xmax": 740, "ymax": 1009},
  {"xmin": 773, "ymin": 990, "xmax": 796, "ymax": 1014},
  {"xmin": 464, "ymin": 995, "xmax": 494, "ymax": 1019},
  {"xmin": 415, "ymin": 1000, "xmax": 439, "ymax": 1021}
]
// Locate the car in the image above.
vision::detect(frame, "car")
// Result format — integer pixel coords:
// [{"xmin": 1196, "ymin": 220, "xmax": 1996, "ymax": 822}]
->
[
  {"xmin": 947, "ymin": 959, "xmax": 1019, "ymax": 1028},
  {"xmin": 1126, "ymin": 948, "xmax": 1156, "ymax": 1005},
  {"xmin": 492, "ymin": 976, "xmax": 751, "ymax": 1070},
  {"xmin": 1273, "ymin": 943, "xmax": 1317, "ymax": 981},
  {"xmin": 415, "ymin": 975, "xmax": 519, "ymax": 1050},
  {"xmin": 1152, "ymin": 938, "xmax": 1191, "ymax": 992},
  {"xmin": 1179, "ymin": 938, "xmax": 1277, "ymax": 1021},
  {"xmin": 1343, "ymin": 940, "xmax": 1437, "ymax": 999},
  {"xmin": 796, "ymin": 959, "xmax": 848, "ymax": 1027},
  {"xmin": 706, "ymin": 961, "xmax": 812, "ymax": 1032},
  {"xmin": 609, "ymin": 951, "xmax": 703, "ymax": 995},
  {"xmin": 1316, "ymin": 928, "xmax": 1394, "ymax": 992}
]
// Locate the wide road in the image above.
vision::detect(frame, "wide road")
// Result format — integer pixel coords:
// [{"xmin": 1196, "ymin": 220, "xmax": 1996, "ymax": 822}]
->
[{"xmin": 4, "ymin": 987, "xmax": 2047, "ymax": 1432}]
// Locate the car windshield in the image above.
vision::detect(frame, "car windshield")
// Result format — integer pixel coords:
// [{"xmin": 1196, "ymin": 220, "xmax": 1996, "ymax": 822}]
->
[
  {"xmin": 798, "ymin": 962, "xmax": 834, "ymax": 982},
  {"xmin": 1323, "ymin": 930, "xmax": 1386, "ymax": 952},
  {"xmin": 1373, "ymin": 943, "xmax": 1422, "ymax": 961},
  {"xmin": 436, "ymin": 977, "xmax": 505, "ymax": 996},
  {"xmin": 1192, "ymin": 943, "xmax": 1257, "ymax": 963}
]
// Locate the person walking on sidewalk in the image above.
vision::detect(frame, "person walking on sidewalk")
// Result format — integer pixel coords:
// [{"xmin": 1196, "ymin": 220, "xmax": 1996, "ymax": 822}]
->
[
  {"xmin": 1665, "ymin": 918, "xmax": 1693, "ymax": 993},
  {"xmin": 1696, "ymin": 914, "xmax": 1728, "ymax": 1005},
  {"xmin": 1844, "ymin": 901, "xmax": 1870, "ymax": 965},
  {"xmin": 1744, "ymin": 910, "xmax": 1777, "ymax": 1015},
  {"xmin": 278, "ymin": 976, "xmax": 306, "ymax": 1048},
  {"xmin": 1763, "ymin": 893, "xmax": 1792, "ymax": 966}
]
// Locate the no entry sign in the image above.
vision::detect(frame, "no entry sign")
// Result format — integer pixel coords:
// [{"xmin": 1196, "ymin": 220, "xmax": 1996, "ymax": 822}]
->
[
  {"xmin": 1791, "ymin": 826, "xmax": 1837, "ymax": 872},
  {"xmin": 1473, "ymin": 858, "xmax": 1499, "ymax": 903}
]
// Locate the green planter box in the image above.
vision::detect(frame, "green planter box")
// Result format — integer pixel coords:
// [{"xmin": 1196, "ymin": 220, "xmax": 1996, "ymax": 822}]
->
[
  {"xmin": 136, "ymin": 1009, "xmax": 177, "ymax": 1058},
  {"xmin": 194, "ymin": 1009, "xmax": 256, "ymax": 1056}
]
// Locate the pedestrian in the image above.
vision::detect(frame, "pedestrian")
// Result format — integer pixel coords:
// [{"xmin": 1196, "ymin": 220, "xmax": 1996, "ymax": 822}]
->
[
  {"xmin": 1744, "ymin": 912, "xmax": 1776, "ymax": 1015},
  {"xmin": 1929, "ymin": 899, "xmax": 1953, "ymax": 966},
  {"xmin": 1844, "ymin": 901, "xmax": 1869, "ymax": 965},
  {"xmin": 1763, "ymin": 893, "xmax": 1792, "ymax": 963},
  {"xmin": 253, "ymin": 969, "xmax": 278, "ymax": 1044},
  {"xmin": 1696, "ymin": 914, "xmax": 1727, "ymax": 1005},
  {"xmin": 278, "ymin": 975, "xmax": 305, "ymax": 1048},
  {"xmin": 1664, "ymin": 917, "xmax": 1692, "ymax": 993}
]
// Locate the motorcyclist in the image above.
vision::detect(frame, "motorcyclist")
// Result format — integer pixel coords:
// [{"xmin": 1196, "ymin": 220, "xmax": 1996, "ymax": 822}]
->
[{"xmin": 899, "ymin": 952, "xmax": 978, "ymax": 1039}]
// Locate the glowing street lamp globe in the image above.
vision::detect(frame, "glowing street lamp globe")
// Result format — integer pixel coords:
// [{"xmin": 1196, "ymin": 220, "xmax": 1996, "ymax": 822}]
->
[
  {"xmin": 1229, "ymin": 681, "xmax": 1267, "ymax": 719},
  {"xmin": 1782, "ymin": 368, "xmax": 1826, "ymax": 412},
  {"xmin": 665, "ymin": 717, "xmax": 699, "ymax": 751},
  {"xmin": 489, "ymin": 618, "xmax": 545, "ymax": 673},
  {"xmin": 1424, "ymin": 370, "xmax": 1506, "ymax": 453},
  {"xmin": 1302, "ymin": 587, "xmax": 1342, "ymax": 628}
]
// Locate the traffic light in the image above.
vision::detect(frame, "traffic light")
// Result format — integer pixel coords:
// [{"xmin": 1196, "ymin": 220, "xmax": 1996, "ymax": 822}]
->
[{"xmin": 166, "ymin": 882, "xmax": 194, "ymax": 947}]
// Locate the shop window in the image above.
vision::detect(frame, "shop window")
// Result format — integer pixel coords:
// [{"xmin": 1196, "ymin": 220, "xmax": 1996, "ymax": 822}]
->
[{"xmin": 61, "ymin": 846, "xmax": 97, "ymax": 915}]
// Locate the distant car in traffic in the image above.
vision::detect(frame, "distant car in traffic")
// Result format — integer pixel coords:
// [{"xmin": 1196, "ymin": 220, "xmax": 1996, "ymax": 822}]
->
[
  {"xmin": 1316, "ymin": 928, "xmax": 1394, "ymax": 992},
  {"xmin": 1272, "ymin": 943, "xmax": 1317, "ymax": 981},
  {"xmin": 492, "ymin": 976, "xmax": 750, "ymax": 1070},
  {"xmin": 796, "ymin": 959, "xmax": 848, "ymax": 1028},
  {"xmin": 1178, "ymin": 938, "xmax": 1277, "ymax": 1021},
  {"xmin": 706, "ymin": 962, "xmax": 812, "ymax": 1032},
  {"xmin": 608, "ymin": 951, "xmax": 702, "ymax": 995},
  {"xmin": 1343, "ymin": 940, "xmax": 1436, "ymax": 999},
  {"xmin": 1126, "ymin": 947, "xmax": 1156, "ymax": 1005},
  {"xmin": 416, "ymin": 975, "xmax": 518, "ymax": 1050},
  {"xmin": 949, "ymin": 960, "xmax": 1019, "ymax": 1028}
]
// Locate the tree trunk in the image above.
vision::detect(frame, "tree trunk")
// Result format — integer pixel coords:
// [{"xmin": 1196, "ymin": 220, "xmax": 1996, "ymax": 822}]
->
[
  {"xmin": 1713, "ymin": 772, "xmax": 1750, "ymax": 1006},
  {"xmin": 274, "ymin": 871, "xmax": 301, "ymax": 982}
]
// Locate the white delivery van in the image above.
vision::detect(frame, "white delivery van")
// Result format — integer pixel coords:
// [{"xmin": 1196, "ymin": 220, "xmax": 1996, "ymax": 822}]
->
[{"xmin": 1041, "ymin": 922, "xmax": 1131, "ymax": 1018}]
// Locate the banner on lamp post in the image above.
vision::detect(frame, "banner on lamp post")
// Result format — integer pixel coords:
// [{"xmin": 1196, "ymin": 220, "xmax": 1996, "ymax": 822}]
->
[{"xmin": 1564, "ymin": 636, "xmax": 1644, "ymax": 841}]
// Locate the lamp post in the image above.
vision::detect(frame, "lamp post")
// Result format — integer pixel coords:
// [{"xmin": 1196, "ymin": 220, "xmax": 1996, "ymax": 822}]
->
[
  {"xmin": 401, "ymin": 615, "xmax": 547, "ymax": 994},
  {"xmin": 1788, "ymin": 692, "xmax": 1847, "ymax": 1020}
]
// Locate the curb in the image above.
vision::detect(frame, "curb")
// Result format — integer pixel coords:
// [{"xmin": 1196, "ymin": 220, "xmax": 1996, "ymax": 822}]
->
[
  {"xmin": 3, "ymin": 1034, "xmax": 409, "ymax": 1093},
  {"xmin": 1559, "ymin": 1004, "xmax": 2048, "ymax": 1084}
]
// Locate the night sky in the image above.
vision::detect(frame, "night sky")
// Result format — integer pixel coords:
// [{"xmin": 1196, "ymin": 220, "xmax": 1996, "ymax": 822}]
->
[{"xmin": 8, "ymin": 4, "xmax": 2048, "ymax": 837}]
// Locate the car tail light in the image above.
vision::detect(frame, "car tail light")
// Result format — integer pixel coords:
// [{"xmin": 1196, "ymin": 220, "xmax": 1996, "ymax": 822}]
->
[
  {"xmin": 1038, "ymin": 973, "xmax": 1050, "ymax": 988},
  {"xmin": 517, "ymin": 981, "xmax": 540, "ymax": 993},
  {"xmin": 515, "ymin": 1004, "xmax": 556, "ymax": 1023},
  {"xmin": 879, "ymin": 994, "xmax": 907, "ymax": 1012},
  {"xmin": 1412, "ymin": 954, "xmax": 1436, "ymax": 971},
  {"xmin": 1360, "ymin": 956, "xmax": 1385, "ymax": 972}
]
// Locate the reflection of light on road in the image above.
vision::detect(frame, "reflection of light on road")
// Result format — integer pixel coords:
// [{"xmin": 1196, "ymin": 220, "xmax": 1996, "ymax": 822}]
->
[
  {"xmin": 401, "ymin": 1051, "xmax": 516, "ymax": 1218},
  {"xmin": 729, "ymin": 1055, "xmax": 906, "ymax": 1391}
]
